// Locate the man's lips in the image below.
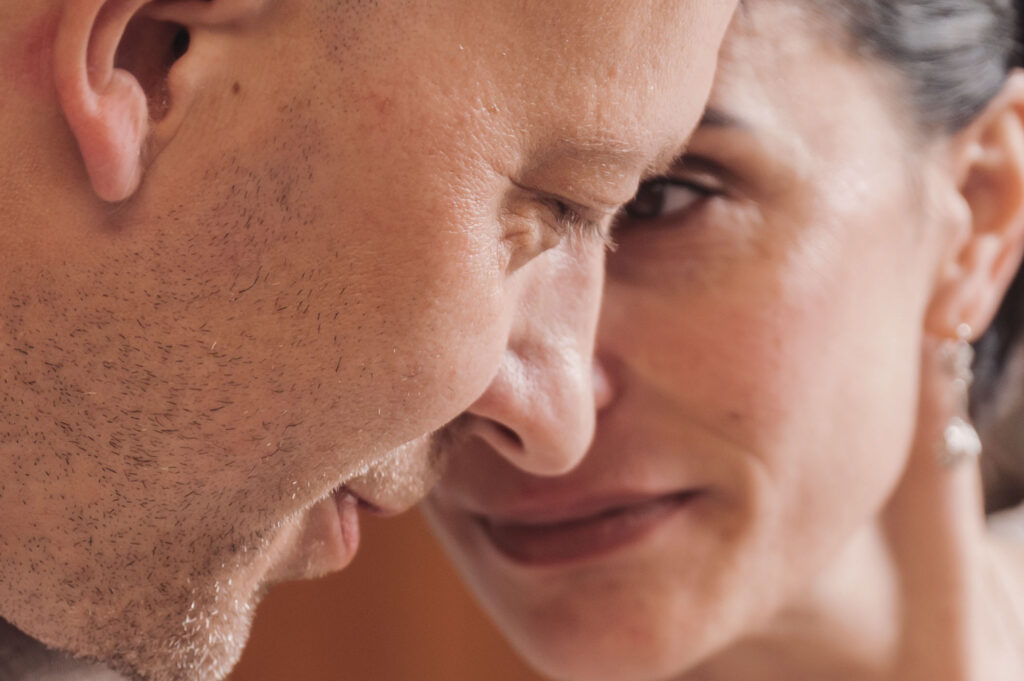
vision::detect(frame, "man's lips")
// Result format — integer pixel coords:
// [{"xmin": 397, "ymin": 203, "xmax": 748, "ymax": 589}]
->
[
  {"xmin": 337, "ymin": 485, "xmax": 399, "ymax": 516},
  {"xmin": 474, "ymin": 490, "xmax": 703, "ymax": 566},
  {"xmin": 337, "ymin": 432, "xmax": 445, "ymax": 516},
  {"xmin": 333, "ymin": 489, "xmax": 361, "ymax": 558},
  {"xmin": 270, "ymin": 489, "xmax": 362, "ymax": 583},
  {"xmin": 275, "ymin": 433, "xmax": 439, "ymax": 582}
]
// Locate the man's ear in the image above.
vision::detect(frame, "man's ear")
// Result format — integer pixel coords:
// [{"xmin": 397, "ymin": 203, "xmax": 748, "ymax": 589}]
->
[
  {"xmin": 925, "ymin": 71, "xmax": 1024, "ymax": 340},
  {"xmin": 54, "ymin": 0, "xmax": 271, "ymax": 203}
]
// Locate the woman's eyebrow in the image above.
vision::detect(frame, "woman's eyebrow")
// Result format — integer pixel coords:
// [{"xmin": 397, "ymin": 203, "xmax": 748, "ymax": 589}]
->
[
  {"xmin": 646, "ymin": 106, "xmax": 749, "ymax": 177},
  {"xmin": 699, "ymin": 106, "xmax": 747, "ymax": 130}
]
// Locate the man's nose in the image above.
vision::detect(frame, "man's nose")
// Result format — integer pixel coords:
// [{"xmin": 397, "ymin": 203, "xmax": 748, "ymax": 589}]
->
[{"xmin": 464, "ymin": 241, "xmax": 605, "ymax": 476}]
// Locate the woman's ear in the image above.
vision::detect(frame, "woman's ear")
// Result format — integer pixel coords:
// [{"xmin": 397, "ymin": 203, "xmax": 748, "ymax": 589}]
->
[
  {"xmin": 54, "ymin": 0, "xmax": 272, "ymax": 203},
  {"xmin": 926, "ymin": 71, "xmax": 1024, "ymax": 339}
]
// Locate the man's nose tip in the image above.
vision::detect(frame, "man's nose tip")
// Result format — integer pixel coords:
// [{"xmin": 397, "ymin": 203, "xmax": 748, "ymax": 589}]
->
[
  {"xmin": 466, "ymin": 348, "xmax": 597, "ymax": 476},
  {"xmin": 465, "ymin": 238, "xmax": 606, "ymax": 476}
]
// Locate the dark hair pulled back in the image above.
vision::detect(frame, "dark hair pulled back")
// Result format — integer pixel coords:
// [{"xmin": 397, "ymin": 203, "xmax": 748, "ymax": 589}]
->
[
  {"xmin": 810, "ymin": 0, "xmax": 1024, "ymax": 505},
  {"xmin": 813, "ymin": 0, "xmax": 1018, "ymax": 133}
]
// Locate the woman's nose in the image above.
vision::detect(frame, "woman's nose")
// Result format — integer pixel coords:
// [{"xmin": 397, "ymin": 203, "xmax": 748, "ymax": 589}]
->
[
  {"xmin": 464, "ymin": 242, "xmax": 605, "ymax": 476},
  {"xmin": 593, "ymin": 355, "xmax": 616, "ymax": 413}
]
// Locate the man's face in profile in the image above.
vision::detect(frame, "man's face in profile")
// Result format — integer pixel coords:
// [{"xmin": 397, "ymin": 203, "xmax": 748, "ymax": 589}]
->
[{"xmin": 0, "ymin": 0, "xmax": 733, "ymax": 679}]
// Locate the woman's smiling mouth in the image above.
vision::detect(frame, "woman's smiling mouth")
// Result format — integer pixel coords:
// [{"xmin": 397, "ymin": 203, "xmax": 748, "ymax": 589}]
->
[{"xmin": 476, "ymin": 490, "xmax": 703, "ymax": 566}]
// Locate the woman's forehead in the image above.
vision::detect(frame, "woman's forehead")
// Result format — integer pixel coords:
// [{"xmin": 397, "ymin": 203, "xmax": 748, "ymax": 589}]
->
[
  {"xmin": 716, "ymin": 1, "xmax": 850, "ymax": 94},
  {"xmin": 707, "ymin": 2, "xmax": 902, "ymax": 149}
]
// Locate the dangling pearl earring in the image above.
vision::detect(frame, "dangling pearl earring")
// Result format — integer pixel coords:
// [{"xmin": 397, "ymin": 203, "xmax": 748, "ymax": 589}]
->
[{"xmin": 938, "ymin": 322, "xmax": 983, "ymax": 467}]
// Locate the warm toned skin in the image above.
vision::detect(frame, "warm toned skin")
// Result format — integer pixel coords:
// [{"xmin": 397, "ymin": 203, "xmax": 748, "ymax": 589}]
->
[
  {"xmin": 0, "ymin": 1, "xmax": 736, "ymax": 679},
  {"xmin": 426, "ymin": 4, "xmax": 1024, "ymax": 681}
]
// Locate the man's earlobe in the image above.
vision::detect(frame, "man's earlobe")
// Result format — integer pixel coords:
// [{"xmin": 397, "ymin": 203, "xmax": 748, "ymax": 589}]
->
[
  {"xmin": 55, "ymin": 0, "xmax": 269, "ymax": 203},
  {"xmin": 56, "ymin": 0, "xmax": 157, "ymax": 202}
]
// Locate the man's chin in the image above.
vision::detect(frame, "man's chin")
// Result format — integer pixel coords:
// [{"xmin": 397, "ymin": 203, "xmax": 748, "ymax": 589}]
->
[
  {"xmin": 7, "ymin": 604, "xmax": 256, "ymax": 681},
  {"xmin": 90, "ymin": 426, "xmax": 458, "ymax": 681}
]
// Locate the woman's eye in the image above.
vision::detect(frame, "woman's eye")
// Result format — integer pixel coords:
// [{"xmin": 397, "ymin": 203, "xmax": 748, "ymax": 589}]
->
[{"xmin": 623, "ymin": 178, "xmax": 713, "ymax": 221}]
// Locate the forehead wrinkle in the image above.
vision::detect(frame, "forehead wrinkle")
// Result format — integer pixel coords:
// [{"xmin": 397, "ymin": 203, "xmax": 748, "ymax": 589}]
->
[{"xmin": 538, "ymin": 138, "xmax": 646, "ymax": 176}]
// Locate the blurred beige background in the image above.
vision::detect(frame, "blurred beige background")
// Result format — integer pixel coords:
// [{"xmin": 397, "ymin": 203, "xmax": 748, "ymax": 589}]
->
[{"xmin": 229, "ymin": 511, "xmax": 545, "ymax": 681}]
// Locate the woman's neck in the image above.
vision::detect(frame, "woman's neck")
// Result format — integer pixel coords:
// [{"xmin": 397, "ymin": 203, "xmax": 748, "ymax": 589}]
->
[
  {"xmin": 687, "ymin": 466, "xmax": 1024, "ymax": 681},
  {"xmin": 684, "ymin": 524, "xmax": 897, "ymax": 681}
]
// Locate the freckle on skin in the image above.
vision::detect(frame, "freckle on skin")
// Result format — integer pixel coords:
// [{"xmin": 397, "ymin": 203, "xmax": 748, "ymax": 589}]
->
[{"xmin": 233, "ymin": 82, "xmax": 241, "ymax": 95}]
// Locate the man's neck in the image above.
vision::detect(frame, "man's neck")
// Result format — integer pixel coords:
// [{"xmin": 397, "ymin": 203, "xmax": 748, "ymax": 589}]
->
[{"xmin": 0, "ymin": 620, "xmax": 127, "ymax": 681}]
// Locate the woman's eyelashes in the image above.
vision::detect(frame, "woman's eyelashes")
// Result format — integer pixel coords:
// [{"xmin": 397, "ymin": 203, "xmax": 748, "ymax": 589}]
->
[{"xmin": 622, "ymin": 175, "xmax": 719, "ymax": 223}]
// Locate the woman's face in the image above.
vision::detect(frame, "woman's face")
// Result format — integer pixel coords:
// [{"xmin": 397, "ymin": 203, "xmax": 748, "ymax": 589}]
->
[{"xmin": 426, "ymin": 4, "xmax": 954, "ymax": 680}]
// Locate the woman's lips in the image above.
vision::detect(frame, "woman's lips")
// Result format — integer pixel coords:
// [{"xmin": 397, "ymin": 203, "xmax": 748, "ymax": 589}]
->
[{"xmin": 476, "ymin": 491, "xmax": 701, "ymax": 566}]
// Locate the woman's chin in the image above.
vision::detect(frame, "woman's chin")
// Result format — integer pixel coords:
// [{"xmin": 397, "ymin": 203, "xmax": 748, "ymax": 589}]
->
[
  {"xmin": 430, "ymin": 493, "xmax": 748, "ymax": 681},
  {"xmin": 509, "ymin": 630, "xmax": 694, "ymax": 681},
  {"xmin": 488, "ymin": 591, "xmax": 713, "ymax": 681}
]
